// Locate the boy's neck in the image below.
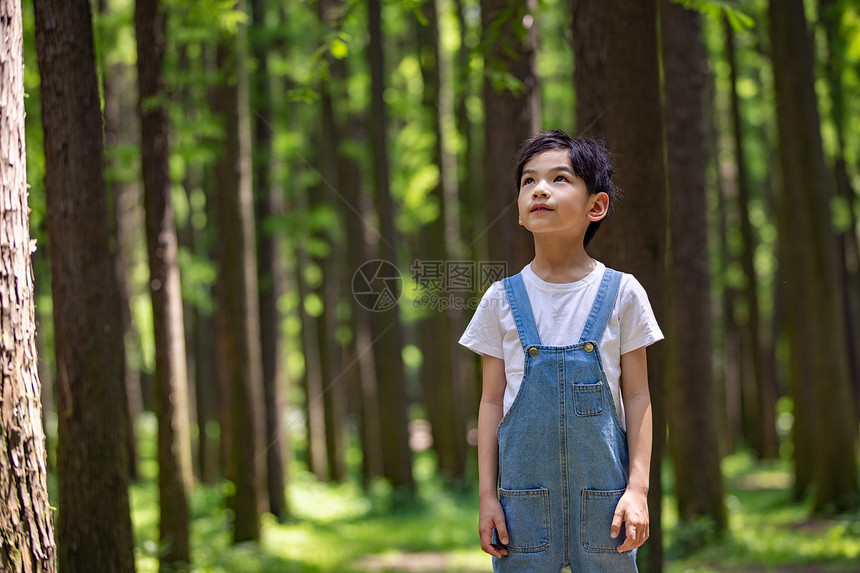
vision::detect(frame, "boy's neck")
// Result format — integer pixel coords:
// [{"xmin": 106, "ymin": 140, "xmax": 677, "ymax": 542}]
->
[{"xmin": 530, "ymin": 236, "xmax": 596, "ymax": 283}]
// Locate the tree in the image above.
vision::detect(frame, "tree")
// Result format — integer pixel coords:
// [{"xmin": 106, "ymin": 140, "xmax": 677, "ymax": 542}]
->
[
  {"xmin": 661, "ymin": 0, "xmax": 726, "ymax": 533},
  {"xmin": 98, "ymin": 0, "xmax": 144, "ymax": 483},
  {"xmin": 768, "ymin": 0, "xmax": 858, "ymax": 513},
  {"xmin": 250, "ymin": 0, "xmax": 288, "ymax": 520},
  {"xmin": 366, "ymin": 0, "xmax": 414, "ymax": 492},
  {"xmin": 0, "ymin": 0, "xmax": 57, "ymax": 568},
  {"xmin": 213, "ymin": 0, "xmax": 268, "ymax": 540},
  {"xmin": 480, "ymin": 0, "xmax": 538, "ymax": 270},
  {"xmin": 33, "ymin": 0, "xmax": 136, "ymax": 570},
  {"xmin": 723, "ymin": 14, "xmax": 779, "ymax": 460},
  {"xmin": 415, "ymin": 0, "xmax": 468, "ymax": 483},
  {"xmin": 135, "ymin": 0, "xmax": 193, "ymax": 564},
  {"xmin": 574, "ymin": 0, "xmax": 668, "ymax": 568}
]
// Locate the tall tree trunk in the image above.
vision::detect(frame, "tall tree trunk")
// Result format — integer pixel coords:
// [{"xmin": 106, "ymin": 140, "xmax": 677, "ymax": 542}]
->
[
  {"xmin": 723, "ymin": 15, "xmax": 779, "ymax": 460},
  {"xmin": 480, "ymin": 0, "xmax": 537, "ymax": 270},
  {"xmin": 213, "ymin": 0, "xmax": 267, "ymax": 540},
  {"xmin": 99, "ymin": 0, "xmax": 143, "ymax": 483},
  {"xmin": 571, "ymin": 0, "xmax": 607, "ymax": 137},
  {"xmin": 33, "ymin": 0, "xmax": 136, "ymax": 570},
  {"xmin": 575, "ymin": 0, "xmax": 668, "ymax": 568},
  {"xmin": 313, "ymin": 59, "xmax": 348, "ymax": 484},
  {"xmin": 417, "ymin": 0, "xmax": 467, "ymax": 482},
  {"xmin": 661, "ymin": 0, "xmax": 726, "ymax": 532},
  {"xmin": 250, "ymin": 0, "xmax": 288, "ymax": 520},
  {"xmin": 0, "ymin": 0, "xmax": 57, "ymax": 568},
  {"xmin": 818, "ymin": 0, "xmax": 860, "ymax": 425},
  {"xmin": 134, "ymin": 0, "xmax": 193, "ymax": 564},
  {"xmin": 366, "ymin": 0, "xmax": 414, "ymax": 492},
  {"xmin": 768, "ymin": 0, "xmax": 859, "ymax": 513}
]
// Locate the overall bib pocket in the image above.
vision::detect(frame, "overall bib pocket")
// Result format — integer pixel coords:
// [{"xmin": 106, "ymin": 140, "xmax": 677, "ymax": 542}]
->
[
  {"xmin": 573, "ymin": 380, "xmax": 604, "ymax": 416},
  {"xmin": 581, "ymin": 489, "xmax": 626, "ymax": 553},
  {"xmin": 498, "ymin": 487, "xmax": 551, "ymax": 552}
]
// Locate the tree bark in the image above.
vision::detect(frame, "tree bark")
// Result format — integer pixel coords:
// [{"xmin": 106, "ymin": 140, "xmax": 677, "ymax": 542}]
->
[
  {"xmin": 723, "ymin": 15, "xmax": 779, "ymax": 460},
  {"xmin": 134, "ymin": 0, "xmax": 193, "ymax": 564},
  {"xmin": 33, "ymin": 0, "xmax": 136, "ymax": 570},
  {"xmin": 416, "ymin": 0, "xmax": 467, "ymax": 482},
  {"xmin": 661, "ymin": 0, "xmax": 726, "ymax": 531},
  {"xmin": 768, "ymin": 0, "xmax": 859, "ymax": 513},
  {"xmin": 480, "ymin": 0, "xmax": 537, "ymax": 271},
  {"xmin": 366, "ymin": 0, "xmax": 414, "ymax": 492},
  {"xmin": 99, "ymin": 0, "xmax": 143, "ymax": 483},
  {"xmin": 213, "ymin": 0, "xmax": 267, "ymax": 540},
  {"xmin": 818, "ymin": 0, "xmax": 860, "ymax": 426},
  {"xmin": 0, "ymin": 0, "xmax": 57, "ymax": 568},
  {"xmin": 574, "ymin": 0, "xmax": 668, "ymax": 568},
  {"xmin": 250, "ymin": 0, "xmax": 288, "ymax": 520},
  {"xmin": 571, "ymin": 0, "xmax": 607, "ymax": 136}
]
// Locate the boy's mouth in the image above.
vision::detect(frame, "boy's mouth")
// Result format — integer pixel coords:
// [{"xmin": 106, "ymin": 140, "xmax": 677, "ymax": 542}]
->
[{"xmin": 530, "ymin": 204, "xmax": 552, "ymax": 213}]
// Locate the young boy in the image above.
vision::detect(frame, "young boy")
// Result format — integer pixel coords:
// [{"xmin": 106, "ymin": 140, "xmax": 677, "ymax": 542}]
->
[{"xmin": 459, "ymin": 130, "xmax": 663, "ymax": 572}]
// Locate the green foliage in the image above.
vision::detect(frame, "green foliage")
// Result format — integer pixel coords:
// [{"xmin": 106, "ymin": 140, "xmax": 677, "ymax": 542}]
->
[{"xmin": 671, "ymin": 0, "xmax": 755, "ymax": 30}]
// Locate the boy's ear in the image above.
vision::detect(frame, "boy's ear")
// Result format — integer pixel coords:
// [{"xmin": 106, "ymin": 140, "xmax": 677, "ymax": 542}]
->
[{"xmin": 587, "ymin": 192, "xmax": 610, "ymax": 222}]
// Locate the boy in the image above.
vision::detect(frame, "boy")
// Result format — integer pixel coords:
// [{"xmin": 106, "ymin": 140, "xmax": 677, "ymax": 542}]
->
[{"xmin": 459, "ymin": 130, "xmax": 663, "ymax": 572}]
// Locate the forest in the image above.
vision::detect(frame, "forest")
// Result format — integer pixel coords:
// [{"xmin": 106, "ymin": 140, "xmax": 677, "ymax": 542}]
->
[{"xmin": 1, "ymin": 0, "xmax": 860, "ymax": 571}]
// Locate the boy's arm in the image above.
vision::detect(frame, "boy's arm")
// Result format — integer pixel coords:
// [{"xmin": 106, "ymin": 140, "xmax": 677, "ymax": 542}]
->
[
  {"xmin": 477, "ymin": 354, "xmax": 509, "ymax": 558},
  {"xmin": 612, "ymin": 345, "xmax": 653, "ymax": 552}
]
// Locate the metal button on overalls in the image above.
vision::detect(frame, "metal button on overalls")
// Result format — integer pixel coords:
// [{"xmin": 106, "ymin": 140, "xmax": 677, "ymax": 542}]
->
[{"xmin": 494, "ymin": 269, "xmax": 637, "ymax": 572}]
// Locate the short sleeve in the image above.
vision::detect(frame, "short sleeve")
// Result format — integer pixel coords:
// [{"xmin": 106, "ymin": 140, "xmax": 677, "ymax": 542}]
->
[
  {"xmin": 458, "ymin": 282, "xmax": 505, "ymax": 359},
  {"xmin": 617, "ymin": 274, "xmax": 664, "ymax": 355}
]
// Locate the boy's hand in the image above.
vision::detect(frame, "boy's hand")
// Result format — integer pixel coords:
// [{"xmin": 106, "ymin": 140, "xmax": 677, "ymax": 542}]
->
[
  {"xmin": 611, "ymin": 488, "xmax": 649, "ymax": 552},
  {"xmin": 479, "ymin": 497, "xmax": 509, "ymax": 558}
]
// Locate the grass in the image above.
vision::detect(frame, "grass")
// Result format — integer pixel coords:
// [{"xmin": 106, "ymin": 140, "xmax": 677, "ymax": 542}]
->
[{"xmin": 129, "ymin": 417, "xmax": 860, "ymax": 572}]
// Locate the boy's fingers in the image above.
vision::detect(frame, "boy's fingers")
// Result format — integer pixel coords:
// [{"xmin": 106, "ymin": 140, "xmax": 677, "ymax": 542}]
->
[
  {"xmin": 610, "ymin": 508, "xmax": 623, "ymax": 539},
  {"xmin": 496, "ymin": 522, "xmax": 509, "ymax": 546}
]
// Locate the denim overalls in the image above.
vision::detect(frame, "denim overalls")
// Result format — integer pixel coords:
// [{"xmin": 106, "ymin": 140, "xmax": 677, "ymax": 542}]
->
[{"xmin": 494, "ymin": 269, "xmax": 637, "ymax": 572}]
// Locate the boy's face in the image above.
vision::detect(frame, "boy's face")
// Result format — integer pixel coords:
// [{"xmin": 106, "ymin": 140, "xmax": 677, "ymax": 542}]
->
[{"xmin": 517, "ymin": 149, "xmax": 608, "ymax": 241}]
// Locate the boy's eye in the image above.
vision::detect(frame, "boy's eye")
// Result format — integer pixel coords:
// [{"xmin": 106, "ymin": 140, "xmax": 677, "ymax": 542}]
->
[
  {"xmin": 555, "ymin": 175, "xmax": 568, "ymax": 182},
  {"xmin": 522, "ymin": 177, "xmax": 534, "ymax": 186}
]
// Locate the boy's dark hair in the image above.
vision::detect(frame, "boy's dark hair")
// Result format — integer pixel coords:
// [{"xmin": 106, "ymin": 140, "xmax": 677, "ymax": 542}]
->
[{"xmin": 515, "ymin": 129, "xmax": 619, "ymax": 246}]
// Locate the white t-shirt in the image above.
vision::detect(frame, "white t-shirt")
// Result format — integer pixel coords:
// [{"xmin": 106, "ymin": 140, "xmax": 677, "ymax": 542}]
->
[{"xmin": 459, "ymin": 262, "xmax": 663, "ymax": 429}]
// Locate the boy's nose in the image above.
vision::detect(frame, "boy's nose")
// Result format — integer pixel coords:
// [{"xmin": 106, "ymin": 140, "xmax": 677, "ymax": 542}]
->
[{"xmin": 532, "ymin": 183, "xmax": 550, "ymax": 198}]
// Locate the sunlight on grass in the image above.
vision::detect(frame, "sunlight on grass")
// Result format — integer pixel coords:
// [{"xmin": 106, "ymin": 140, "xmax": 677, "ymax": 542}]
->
[{"xmin": 130, "ymin": 437, "xmax": 860, "ymax": 573}]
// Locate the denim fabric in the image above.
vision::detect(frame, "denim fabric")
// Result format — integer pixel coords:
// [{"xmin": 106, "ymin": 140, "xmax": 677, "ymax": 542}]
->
[{"xmin": 494, "ymin": 269, "xmax": 637, "ymax": 572}]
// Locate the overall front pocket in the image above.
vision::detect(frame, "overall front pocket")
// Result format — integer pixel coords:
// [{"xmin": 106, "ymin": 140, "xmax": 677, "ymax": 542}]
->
[
  {"xmin": 498, "ymin": 487, "xmax": 551, "ymax": 553},
  {"xmin": 581, "ymin": 488, "xmax": 626, "ymax": 553},
  {"xmin": 573, "ymin": 381, "xmax": 604, "ymax": 416}
]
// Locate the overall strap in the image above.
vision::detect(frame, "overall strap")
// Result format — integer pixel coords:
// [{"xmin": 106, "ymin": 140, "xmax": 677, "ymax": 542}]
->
[
  {"xmin": 578, "ymin": 268, "xmax": 622, "ymax": 343},
  {"xmin": 503, "ymin": 273, "xmax": 542, "ymax": 351}
]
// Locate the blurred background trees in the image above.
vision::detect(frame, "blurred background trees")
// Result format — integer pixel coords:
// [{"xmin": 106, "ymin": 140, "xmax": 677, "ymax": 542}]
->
[{"xmin": 8, "ymin": 0, "xmax": 860, "ymax": 570}]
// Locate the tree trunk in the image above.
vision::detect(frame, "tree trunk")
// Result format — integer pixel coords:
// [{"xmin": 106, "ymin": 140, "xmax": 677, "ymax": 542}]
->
[
  {"xmin": 313, "ymin": 58, "xmax": 348, "ymax": 483},
  {"xmin": 661, "ymin": 0, "xmax": 726, "ymax": 532},
  {"xmin": 366, "ymin": 0, "xmax": 414, "ymax": 493},
  {"xmin": 571, "ymin": 0, "xmax": 607, "ymax": 137},
  {"xmin": 768, "ymin": 0, "xmax": 859, "ymax": 513},
  {"xmin": 250, "ymin": 0, "xmax": 288, "ymax": 520},
  {"xmin": 416, "ymin": 0, "xmax": 467, "ymax": 482},
  {"xmin": 33, "ymin": 0, "xmax": 136, "ymax": 570},
  {"xmin": 575, "ymin": 0, "xmax": 668, "ymax": 568},
  {"xmin": 134, "ymin": 0, "xmax": 193, "ymax": 563},
  {"xmin": 213, "ymin": 0, "xmax": 267, "ymax": 540},
  {"xmin": 480, "ymin": 0, "xmax": 537, "ymax": 271},
  {"xmin": 818, "ymin": 0, "xmax": 860, "ymax": 426},
  {"xmin": 99, "ymin": 0, "xmax": 143, "ymax": 483},
  {"xmin": 723, "ymin": 15, "xmax": 779, "ymax": 460},
  {"xmin": 0, "ymin": 0, "xmax": 57, "ymax": 568}
]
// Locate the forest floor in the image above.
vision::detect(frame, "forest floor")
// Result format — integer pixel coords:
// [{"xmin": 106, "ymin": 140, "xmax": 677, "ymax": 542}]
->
[{"xmin": 128, "ymin": 416, "xmax": 860, "ymax": 573}]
